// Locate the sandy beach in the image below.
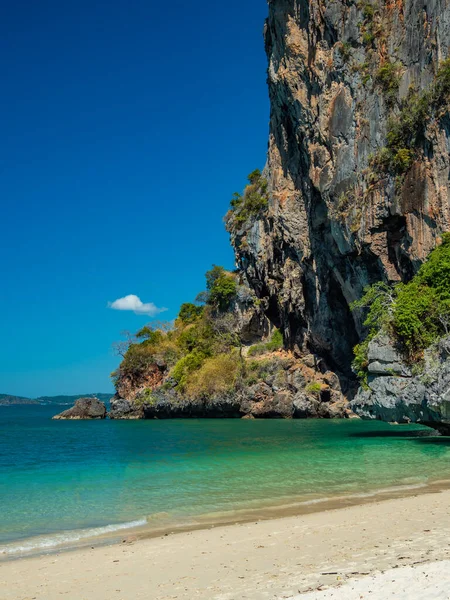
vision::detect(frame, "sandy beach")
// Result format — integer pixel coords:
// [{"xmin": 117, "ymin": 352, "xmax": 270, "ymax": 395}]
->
[{"xmin": 1, "ymin": 486, "xmax": 450, "ymax": 600}]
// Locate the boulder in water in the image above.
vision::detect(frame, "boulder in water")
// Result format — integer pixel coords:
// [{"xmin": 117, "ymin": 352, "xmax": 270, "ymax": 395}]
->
[{"xmin": 52, "ymin": 397, "xmax": 107, "ymax": 420}]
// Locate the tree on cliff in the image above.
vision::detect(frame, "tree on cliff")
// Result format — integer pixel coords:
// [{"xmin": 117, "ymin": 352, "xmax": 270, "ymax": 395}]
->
[{"xmin": 195, "ymin": 265, "xmax": 238, "ymax": 312}]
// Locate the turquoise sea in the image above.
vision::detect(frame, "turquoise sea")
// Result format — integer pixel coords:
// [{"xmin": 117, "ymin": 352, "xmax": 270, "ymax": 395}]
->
[{"xmin": 1, "ymin": 405, "xmax": 450, "ymax": 558}]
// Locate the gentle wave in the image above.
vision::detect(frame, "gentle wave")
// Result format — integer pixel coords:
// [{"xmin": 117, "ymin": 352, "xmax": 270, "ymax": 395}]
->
[
  {"xmin": 183, "ymin": 482, "xmax": 430, "ymax": 523},
  {"xmin": 0, "ymin": 482, "xmax": 436, "ymax": 559},
  {"xmin": 272, "ymin": 482, "xmax": 429, "ymax": 508},
  {"xmin": 0, "ymin": 518, "xmax": 147, "ymax": 557}
]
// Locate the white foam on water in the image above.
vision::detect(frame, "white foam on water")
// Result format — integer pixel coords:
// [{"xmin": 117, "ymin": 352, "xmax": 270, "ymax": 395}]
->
[
  {"xmin": 0, "ymin": 482, "xmax": 432, "ymax": 559},
  {"xmin": 0, "ymin": 518, "xmax": 147, "ymax": 557}
]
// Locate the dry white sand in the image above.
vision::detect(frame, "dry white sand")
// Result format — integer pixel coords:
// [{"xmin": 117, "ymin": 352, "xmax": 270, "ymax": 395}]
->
[
  {"xmin": 293, "ymin": 560, "xmax": 450, "ymax": 599},
  {"xmin": 1, "ymin": 488, "xmax": 450, "ymax": 600}
]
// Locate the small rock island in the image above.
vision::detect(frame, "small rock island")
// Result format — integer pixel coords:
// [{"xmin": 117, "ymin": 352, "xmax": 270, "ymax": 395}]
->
[{"xmin": 52, "ymin": 397, "xmax": 107, "ymax": 420}]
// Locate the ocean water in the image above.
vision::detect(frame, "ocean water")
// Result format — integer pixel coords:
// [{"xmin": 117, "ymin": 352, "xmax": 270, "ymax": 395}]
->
[{"xmin": 1, "ymin": 405, "xmax": 450, "ymax": 557}]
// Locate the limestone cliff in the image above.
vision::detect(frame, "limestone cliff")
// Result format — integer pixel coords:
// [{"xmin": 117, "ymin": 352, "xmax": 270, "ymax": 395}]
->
[
  {"xmin": 111, "ymin": 0, "xmax": 450, "ymax": 421},
  {"xmin": 352, "ymin": 334, "xmax": 450, "ymax": 434},
  {"xmin": 228, "ymin": 0, "xmax": 450, "ymax": 385}
]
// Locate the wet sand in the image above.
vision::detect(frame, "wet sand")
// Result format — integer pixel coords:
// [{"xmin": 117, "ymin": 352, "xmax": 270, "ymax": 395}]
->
[{"xmin": 1, "ymin": 486, "xmax": 450, "ymax": 599}]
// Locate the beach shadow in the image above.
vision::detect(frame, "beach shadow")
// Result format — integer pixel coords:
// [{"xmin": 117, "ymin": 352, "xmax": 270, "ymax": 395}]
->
[{"xmin": 349, "ymin": 429, "xmax": 437, "ymax": 439}]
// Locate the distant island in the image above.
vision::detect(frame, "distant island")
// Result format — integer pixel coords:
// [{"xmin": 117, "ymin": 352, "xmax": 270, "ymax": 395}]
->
[
  {"xmin": 0, "ymin": 393, "xmax": 112, "ymax": 406},
  {"xmin": 0, "ymin": 394, "xmax": 39, "ymax": 406}
]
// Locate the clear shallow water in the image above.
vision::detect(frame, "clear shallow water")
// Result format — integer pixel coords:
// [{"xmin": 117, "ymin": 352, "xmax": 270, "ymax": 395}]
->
[{"xmin": 1, "ymin": 405, "xmax": 450, "ymax": 555}]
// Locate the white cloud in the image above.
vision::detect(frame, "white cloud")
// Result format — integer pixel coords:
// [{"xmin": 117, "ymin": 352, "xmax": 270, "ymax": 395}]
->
[{"xmin": 108, "ymin": 295, "xmax": 167, "ymax": 317}]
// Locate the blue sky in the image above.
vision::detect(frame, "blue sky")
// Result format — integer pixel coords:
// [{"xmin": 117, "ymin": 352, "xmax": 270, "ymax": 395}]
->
[{"xmin": 1, "ymin": 0, "xmax": 269, "ymax": 397}]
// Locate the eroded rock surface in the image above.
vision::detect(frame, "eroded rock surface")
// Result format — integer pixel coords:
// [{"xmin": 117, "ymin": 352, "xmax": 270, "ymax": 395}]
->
[
  {"xmin": 52, "ymin": 398, "xmax": 107, "ymax": 420},
  {"xmin": 229, "ymin": 0, "xmax": 450, "ymax": 383},
  {"xmin": 110, "ymin": 353, "xmax": 349, "ymax": 420},
  {"xmin": 352, "ymin": 336, "xmax": 450, "ymax": 434},
  {"xmin": 111, "ymin": 1, "xmax": 450, "ymax": 422}
]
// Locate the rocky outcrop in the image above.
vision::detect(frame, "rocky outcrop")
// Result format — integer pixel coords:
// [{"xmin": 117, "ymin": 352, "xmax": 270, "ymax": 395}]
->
[
  {"xmin": 109, "ymin": 396, "xmax": 143, "ymax": 420},
  {"xmin": 366, "ymin": 333, "xmax": 412, "ymax": 377},
  {"xmin": 111, "ymin": 1, "xmax": 450, "ymax": 422},
  {"xmin": 352, "ymin": 335, "xmax": 450, "ymax": 434},
  {"xmin": 110, "ymin": 352, "xmax": 349, "ymax": 420},
  {"xmin": 52, "ymin": 398, "xmax": 107, "ymax": 420},
  {"xmin": 233, "ymin": 284, "xmax": 272, "ymax": 344},
  {"xmin": 115, "ymin": 362, "xmax": 166, "ymax": 403},
  {"xmin": 228, "ymin": 0, "xmax": 450, "ymax": 386}
]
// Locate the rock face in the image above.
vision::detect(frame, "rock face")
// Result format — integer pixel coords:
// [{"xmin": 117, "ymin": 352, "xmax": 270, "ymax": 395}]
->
[
  {"xmin": 352, "ymin": 335, "xmax": 450, "ymax": 434},
  {"xmin": 229, "ymin": 0, "xmax": 450, "ymax": 384},
  {"xmin": 109, "ymin": 353, "xmax": 349, "ymax": 420},
  {"xmin": 52, "ymin": 398, "xmax": 107, "ymax": 420},
  {"xmin": 115, "ymin": 363, "xmax": 166, "ymax": 404},
  {"xmin": 366, "ymin": 333, "xmax": 412, "ymax": 377},
  {"xmin": 112, "ymin": 1, "xmax": 450, "ymax": 422},
  {"xmin": 109, "ymin": 396, "xmax": 143, "ymax": 420}
]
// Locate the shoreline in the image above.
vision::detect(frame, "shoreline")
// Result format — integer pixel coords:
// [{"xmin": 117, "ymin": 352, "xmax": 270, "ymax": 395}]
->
[
  {"xmin": 2, "ymin": 476, "xmax": 450, "ymax": 562},
  {"xmin": 2, "ymin": 483, "xmax": 450, "ymax": 599},
  {"xmin": 1, "ymin": 476, "xmax": 449, "ymax": 562}
]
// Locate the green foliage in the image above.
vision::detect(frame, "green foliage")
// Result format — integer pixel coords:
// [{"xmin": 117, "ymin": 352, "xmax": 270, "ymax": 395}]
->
[
  {"xmin": 351, "ymin": 282, "xmax": 395, "ymax": 333},
  {"xmin": 371, "ymin": 89, "xmax": 429, "ymax": 176},
  {"xmin": 185, "ymin": 353, "xmax": 240, "ymax": 398},
  {"xmin": 177, "ymin": 303, "xmax": 204, "ymax": 324},
  {"xmin": 244, "ymin": 359, "xmax": 273, "ymax": 385},
  {"xmin": 305, "ymin": 382, "xmax": 322, "ymax": 394},
  {"xmin": 375, "ymin": 62, "xmax": 400, "ymax": 105},
  {"xmin": 113, "ymin": 343, "xmax": 159, "ymax": 385},
  {"xmin": 392, "ymin": 148, "xmax": 414, "ymax": 172},
  {"xmin": 362, "ymin": 30, "xmax": 375, "ymax": 46},
  {"xmin": 266, "ymin": 329, "xmax": 284, "ymax": 351},
  {"xmin": 248, "ymin": 169, "xmax": 262, "ymax": 185},
  {"xmin": 369, "ymin": 147, "xmax": 391, "ymax": 172},
  {"xmin": 113, "ymin": 261, "xmax": 246, "ymax": 397},
  {"xmin": 247, "ymin": 343, "xmax": 267, "ymax": 357},
  {"xmin": 351, "ymin": 235, "xmax": 450, "ymax": 379},
  {"xmin": 352, "ymin": 338, "xmax": 371, "ymax": 387},
  {"xmin": 208, "ymin": 271, "xmax": 238, "ymax": 311},
  {"xmin": 416, "ymin": 233, "xmax": 450, "ymax": 299},
  {"xmin": 230, "ymin": 192, "xmax": 242, "ymax": 209},
  {"xmin": 135, "ymin": 326, "xmax": 164, "ymax": 344},
  {"xmin": 433, "ymin": 58, "xmax": 450, "ymax": 106},
  {"xmin": 206, "ymin": 265, "xmax": 227, "ymax": 291},
  {"xmin": 247, "ymin": 329, "xmax": 284, "ymax": 356},
  {"xmin": 337, "ymin": 192, "xmax": 350, "ymax": 213},
  {"xmin": 178, "ymin": 319, "xmax": 215, "ymax": 355},
  {"xmin": 362, "ymin": 3, "xmax": 375, "ymax": 20},
  {"xmin": 226, "ymin": 169, "xmax": 269, "ymax": 231},
  {"xmin": 359, "ymin": 2, "xmax": 376, "ymax": 47},
  {"xmin": 392, "ymin": 283, "xmax": 441, "ymax": 355},
  {"xmin": 172, "ymin": 349, "xmax": 207, "ymax": 391},
  {"xmin": 134, "ymin": 389, "xmax": 158, "ymax": 408},
  {"xmin": 371, "ymin": 58, "xmax": 450, "ymax": 179},
  {"xmin": 196, "ymin": 265, "xmax": 238, "ymax": 312}
]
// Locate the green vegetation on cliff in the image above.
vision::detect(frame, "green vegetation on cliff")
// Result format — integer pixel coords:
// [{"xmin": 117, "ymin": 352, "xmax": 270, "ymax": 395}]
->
[
  {"xmin": 247, "ymin": 329, "xmax": 283, "ymax": 356},
  {"xmin": 225, "ymin": 169, "xmax": 269, "ymax": 232},
  {"xmin": 113, "ymin": 264, "xmax": 285, "ymax": 400},
  {"xmin": 370, "ymin": 58, "xmax": 450, "ymax": 177},
  {"xmin": 352, "ymin": 233, "xmax": 450, "ymax": 381},
  {"xmin": 374, "ymin": 61, "xmax": 400, "ymax": 105}
]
